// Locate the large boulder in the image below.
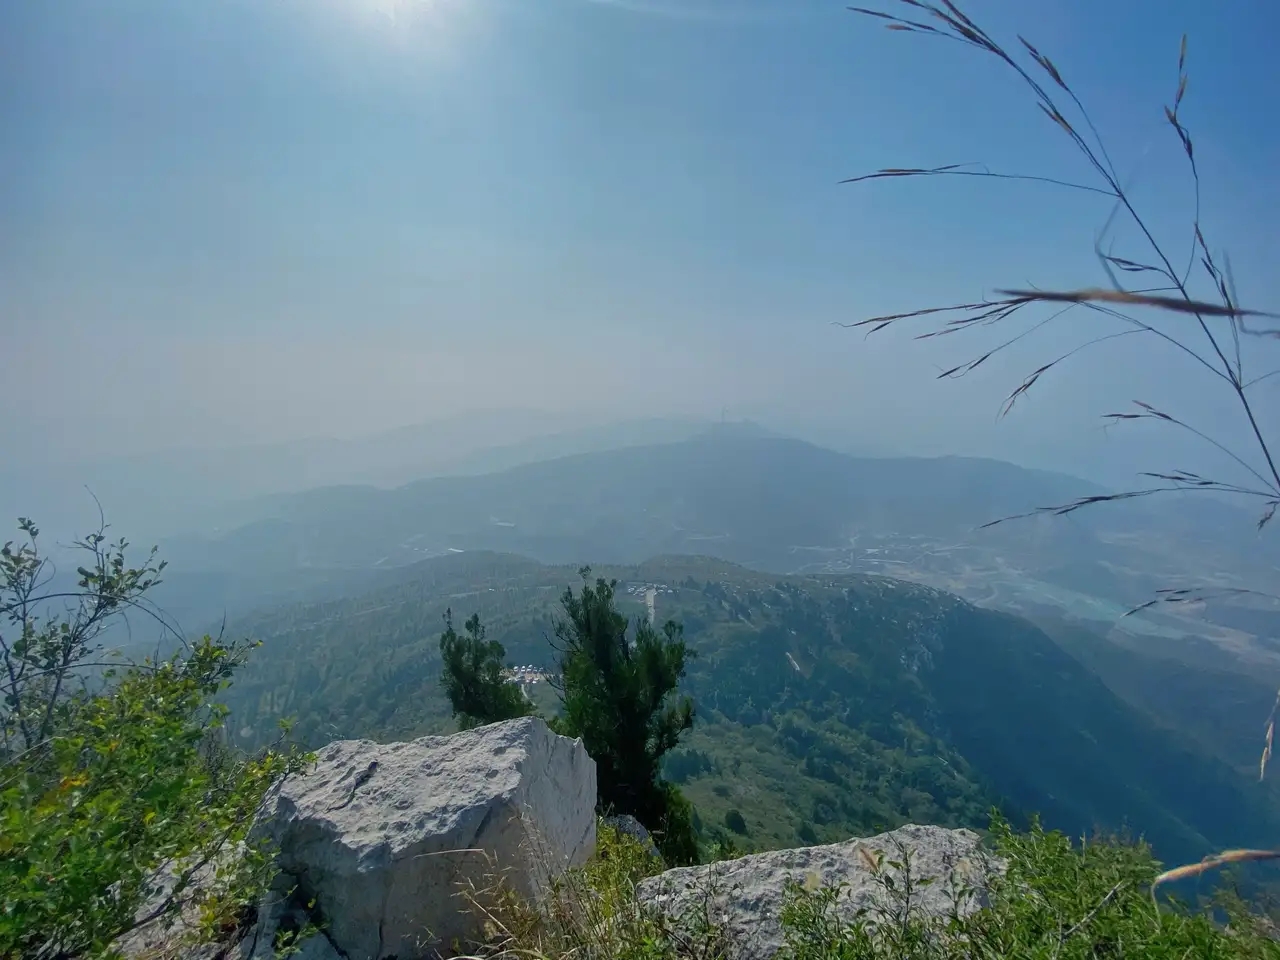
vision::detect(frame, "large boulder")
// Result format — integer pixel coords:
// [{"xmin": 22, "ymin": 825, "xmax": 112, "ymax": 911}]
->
[
  {"xmin": 636, "ymin": 824, "xmax": 1000, "ymax": 960},
  {"xmin": 256, "ymin": 717, "xmax": 597, "ymax": 960}
]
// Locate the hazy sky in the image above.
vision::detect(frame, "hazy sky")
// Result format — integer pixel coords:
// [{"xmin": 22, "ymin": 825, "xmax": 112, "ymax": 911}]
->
[{"xmin": 2, "ymin": 0, "xmax": 1277, "ymax": 488}]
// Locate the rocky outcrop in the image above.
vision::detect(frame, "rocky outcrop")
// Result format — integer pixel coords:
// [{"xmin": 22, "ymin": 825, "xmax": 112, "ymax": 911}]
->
[
  {"xmin": 603, "ymin": 813, "xmax": 659, "ymax": 859},
  {"xmin": 120, "ymin": 720, "xmax": 997, "ymax": 960},
  {"xmin": 254, "ymin": 717, "xmax": 597, "ymax": 960},
  {"xmin": 636, "ymin": 824, "xmax": 1000, "ymax": 960}
]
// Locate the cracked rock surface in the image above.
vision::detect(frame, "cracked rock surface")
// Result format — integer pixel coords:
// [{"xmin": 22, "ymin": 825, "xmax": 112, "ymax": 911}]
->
[
  {"xmin": 256, "ymin": 717, "xmax": 596, "ymax": 959},
  {"xmin": 637, "ymin": 824, "xmax": 1002, "ymax": 960}
]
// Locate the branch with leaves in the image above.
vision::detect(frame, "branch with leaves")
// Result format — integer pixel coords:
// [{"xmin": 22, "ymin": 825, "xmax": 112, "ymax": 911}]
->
[
  {"xmin": 0, "ymin": 517, "xmax": 312, "ymax": 958},
  {"xmin": 1, "ymin": 517, "xmax": 174, "ymax": 758}
]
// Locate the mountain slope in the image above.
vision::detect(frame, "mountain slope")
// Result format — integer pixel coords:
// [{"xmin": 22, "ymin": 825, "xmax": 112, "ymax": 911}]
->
[
  {"xmin": 1034, "ymin": 612, "xmax": 1280, "ymax": 776},
  {"xmin": 217, "ymin": 552, "xmax": 1280, "ymax": 868}
]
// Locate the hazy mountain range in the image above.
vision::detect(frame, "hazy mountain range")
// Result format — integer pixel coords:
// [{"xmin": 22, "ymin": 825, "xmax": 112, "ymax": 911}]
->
[
  {"xmin": 154, "ymin": 423, "xmax": 1276, "ymax": 616},
  {"xmin": 0, "ymin": 412, "xmax": 720, "ymax": 545},
  {"xmin": 163, "ymin": 424, "xmax": 1102, "ymax": 569},
  {"xmin": 28, "ymin": 419, "xmax": 1277, "ymax": 706}
]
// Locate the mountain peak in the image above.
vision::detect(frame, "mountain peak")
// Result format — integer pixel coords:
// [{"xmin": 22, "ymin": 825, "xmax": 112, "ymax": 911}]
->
[{"xmin": 696, "ymin": 419, "xmax": 775, "ymax": 441}]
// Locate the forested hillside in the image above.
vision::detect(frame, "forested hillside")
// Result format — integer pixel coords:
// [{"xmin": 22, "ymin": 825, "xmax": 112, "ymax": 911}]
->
[
  {"xmin": 1035, "ymin": 612, "xmax": 1280, "ymax": 777},
  {"xmin": 219, "ymin": 551, "xmax": 1280, "ymax": 869}
]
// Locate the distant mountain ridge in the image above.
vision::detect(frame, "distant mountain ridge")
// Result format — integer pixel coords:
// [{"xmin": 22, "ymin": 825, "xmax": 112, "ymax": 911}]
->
[
  {"xmin": 139, "ymin": 427, "xmax": 1280, "ymax": 663},
  {"xmin": 163, "ymin": 430, "xmax": 1105, "ymax": 576},
  {"xmin": 0, "ymin": 411, "xmax": 716, "ymax": 546}
]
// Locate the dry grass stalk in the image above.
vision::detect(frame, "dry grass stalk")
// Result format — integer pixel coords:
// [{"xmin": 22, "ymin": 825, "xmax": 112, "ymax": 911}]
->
[
  {"xmin": 1154, "ymin": 849, "xmax": 1280, "ymax": 889},
  {"xmin": 843, "ymin": 0, "xmax": 1279, "ymax": 532},
  {"xmin": 845, "ymin": 0, "xmax": 1279, "ymax": 891}
]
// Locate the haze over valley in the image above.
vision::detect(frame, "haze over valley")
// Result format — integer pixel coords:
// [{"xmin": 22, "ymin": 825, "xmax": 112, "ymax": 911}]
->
[{"xmin": 115, "ymin": 419, "xmax": 1278, "ymax": 676}]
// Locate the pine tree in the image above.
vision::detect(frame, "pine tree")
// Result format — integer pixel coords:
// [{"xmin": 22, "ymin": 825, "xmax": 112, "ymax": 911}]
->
[
  {"xmin": 439, "ymin": 610, "xmax": 534, "ymax": 730},
  {"xmin": 552, "ymin": 568, "xmax": 698, "ymax": 864}
]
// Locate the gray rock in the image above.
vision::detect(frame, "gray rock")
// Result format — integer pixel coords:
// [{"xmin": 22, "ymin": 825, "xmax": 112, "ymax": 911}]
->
[
  {"xmin": 603, "ymin": 814, "xmax": 660, "ymax": 859},
  {"xmin": 114, "ymin": 844, "xmax": 256, "ymax": 960},
  {"xmin": 636, "ymin": 824, "xmax": 1001, "ymax": 960},
  {"xmin": 228, "ymin": 874, "xmax": 345, "ymax": 960},
  {"xmin": 257, "ymin": 716, "xmax": 597, "ymax": 960}
]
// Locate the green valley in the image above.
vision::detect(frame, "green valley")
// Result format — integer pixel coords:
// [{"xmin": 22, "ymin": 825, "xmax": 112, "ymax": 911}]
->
[{"xmin": 219, "ymin": 551, "xmax": 1280, "ymax": 871}]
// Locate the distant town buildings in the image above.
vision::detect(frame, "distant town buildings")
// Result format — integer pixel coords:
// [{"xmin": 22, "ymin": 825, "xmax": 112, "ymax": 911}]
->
[
  {"xmin": 624, "ymin": 582, "xmax": 675, "ymax": 622},
  {"xmin": 502, "ymin": 665, "xmax": 551, "ymax": 685},
  {"xmin": 623, "ymin": 582, "xmax": 675, "ymax": 596}
]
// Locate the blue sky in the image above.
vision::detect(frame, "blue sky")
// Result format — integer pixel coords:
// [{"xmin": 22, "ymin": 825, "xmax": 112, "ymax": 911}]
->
[{"xmin": 2, "ymin": 0, "xmax": 1277, "ymax": 490}]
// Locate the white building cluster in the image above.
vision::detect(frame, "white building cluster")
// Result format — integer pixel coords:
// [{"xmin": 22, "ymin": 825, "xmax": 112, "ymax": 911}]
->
[{"xmin": 503, "ymin": 665, "xmax": 550, "ymax": 685}]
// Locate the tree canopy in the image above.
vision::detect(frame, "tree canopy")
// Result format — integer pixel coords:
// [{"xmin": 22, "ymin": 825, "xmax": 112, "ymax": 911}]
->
[
  {"xmin": 439, "ymin": 609, "xmax": 535, "ymax": 731},
  {"xmin": 437, "ymin": 568, "xmax": 699, "ymax": 864},
  {"xmin": 552, "ymin": 569, "xmax": 697, "ymax": 864}
]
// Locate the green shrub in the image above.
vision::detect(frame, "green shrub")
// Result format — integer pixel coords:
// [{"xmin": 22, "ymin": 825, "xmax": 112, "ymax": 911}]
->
[
  {"xmin": 724, "ymin": 810, "xmax": 748, "ymax": 835},
  {"xmin": 479, "ymin": 822, "xmax": 706, "ymax": 960},
  {"xmin": 0, "ymin": 519, "xmax": 309, "ymax": 959},
  {"xmin": 0, "ymin": 635, "xmax": 310, "ymax": 959},
  {"xmin": 776, "ymin": 816, "xmax": 1280, "ymax": 959}
]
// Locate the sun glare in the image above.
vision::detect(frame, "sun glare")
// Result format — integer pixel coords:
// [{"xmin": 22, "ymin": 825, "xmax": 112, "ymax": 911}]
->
[
  {"xmin": 364, "ymin": 0, "xmax": 434, "ymax": 24},
  {"xmin": 325, "ymin": 0, "xmax": 477, "ymax": 63}
]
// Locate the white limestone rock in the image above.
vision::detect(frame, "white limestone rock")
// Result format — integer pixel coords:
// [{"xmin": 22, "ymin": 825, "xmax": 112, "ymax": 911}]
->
[
  {"xmin": 257, "ymin": 716, "xmax": 597, "ymax": 959},
  {"xmin": 636, "ymin": 824, "xmax": 1001, "ymax": 960}
]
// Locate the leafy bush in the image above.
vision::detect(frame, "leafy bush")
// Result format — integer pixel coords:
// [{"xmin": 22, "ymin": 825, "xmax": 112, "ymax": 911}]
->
[
  {"xmin": 655, "ymin": 780, "xmax": 700, "ymax": 868},
  {"xmin": 0, "ymin": 519, "xmax": 308, "ymax": 959}
]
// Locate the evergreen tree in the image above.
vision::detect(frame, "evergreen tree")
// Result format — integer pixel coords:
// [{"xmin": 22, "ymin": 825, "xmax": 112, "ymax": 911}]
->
[
  {"xmin": 552, "ymin": 568, "xmax": 698, "ymax": 864},
  {"xmin": 439, "ymin": 609, "xmax": 534, "ymax": 730}
]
